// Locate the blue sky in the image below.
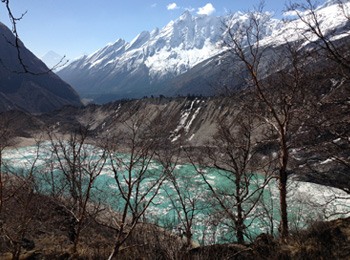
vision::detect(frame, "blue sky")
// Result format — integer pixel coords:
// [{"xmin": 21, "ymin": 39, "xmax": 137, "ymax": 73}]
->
[{"xmin": 0, "ymin": 1, "xmax": 295, "ymax": 60}]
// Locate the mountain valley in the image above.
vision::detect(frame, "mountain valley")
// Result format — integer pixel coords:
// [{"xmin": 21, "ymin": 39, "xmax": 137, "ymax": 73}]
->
[{"xmin": 1, "ymin": 0, "xmax": 350, "ymax": 259}]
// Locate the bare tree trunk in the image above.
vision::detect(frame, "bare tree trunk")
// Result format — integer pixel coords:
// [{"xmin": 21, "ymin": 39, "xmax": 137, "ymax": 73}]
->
[
  {"xmin": 279, "ymin": 134, "xmax": 289, "ymax": 238},
  {"xmin": 11, "ymin": 243, "xmax": 20, "ymax": 260},
  {"xmin": 0, "ymin": 146, "xmax": 3, "ymax": 215},
  {"xmin": 279, "ymin": 131, "xmax": 289, "ymax": 238},
  {"xmin": 106, "ymin": 107, "xmax": 174, "ymax": 257},
  {"xmin": 236, "ymin": 174, "xmax": 245, "ymax": 244},
  {"xmin": 46, "ymin": 125, "xmax": 107, "ymax": 255},
  {"xmin": 279, "ymin": 169, "xmax": 288, "ymax": 239},
  {"xmin": 185, "ymin": 228, "xmax": 193, "ymax": 248},
  {"xmin": 236, "ymin": 204, "xmax": 245, "ymax": 244},
  {"xmin": 108, "ymin": 241, "xmax": 122, "ymax": 260}
]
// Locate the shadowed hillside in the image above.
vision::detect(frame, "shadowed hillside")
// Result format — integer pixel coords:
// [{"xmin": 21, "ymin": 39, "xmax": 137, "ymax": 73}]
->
[{"xmin": 0, "ymin": 23, "xmax": 82, "ymax": 113}]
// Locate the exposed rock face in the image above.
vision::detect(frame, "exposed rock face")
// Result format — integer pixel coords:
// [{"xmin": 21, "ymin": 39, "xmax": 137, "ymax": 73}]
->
[
  {"xmin": 3, "ymin": 96, "xmax": 242, "ymax": 149},
  {"xmin": 37, "ymin": 96, "xmax": 238, "ymax": 146},
  {"xmin": 0, "ymin": 22, "xmax": 82, "ymax": 114}
]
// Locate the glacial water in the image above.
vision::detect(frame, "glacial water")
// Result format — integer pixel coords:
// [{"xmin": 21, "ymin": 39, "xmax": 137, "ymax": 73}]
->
[{"xmin": 2, "ymin": 142, "xmax": 350, "ymax": 245}]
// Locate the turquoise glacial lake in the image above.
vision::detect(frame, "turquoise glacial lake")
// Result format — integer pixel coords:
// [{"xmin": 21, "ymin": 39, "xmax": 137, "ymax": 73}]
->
[{"xmin": 3, "ymin": 142, "xmax": 350, "ymax": 244}]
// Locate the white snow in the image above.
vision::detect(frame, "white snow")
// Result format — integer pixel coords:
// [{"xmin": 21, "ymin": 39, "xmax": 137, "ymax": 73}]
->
[
  {"xmin": 58, "ymin": 0, "xmax": 350, "ymax": 103},
  {"xmin": 184, "ymin": 106, "xmax": 201, "ymax": 132},
  {"xmin": 62, "ymin": 9, "xmax": 280, "ymax": 84},
  {"xmin": 260, "ymin": 0, "xmax": 350, "ymax": 48},
  {"xmin": 188, "ymin": 134, "xmax": 195, "ymax": 141},
  {"xmin": 171, "ymin": 99, "xmax": 201, "ymax": 142}
]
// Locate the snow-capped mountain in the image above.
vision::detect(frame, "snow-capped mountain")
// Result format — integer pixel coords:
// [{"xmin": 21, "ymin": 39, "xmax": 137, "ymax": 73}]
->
[
  {"xmin": 58, "ymin": 0, "xmax": 350, "ymax": 104},
  {"xmin": 40, "ymin": 51, "xmax": 68, "ymax": 70},
  {"xmin": 261, "ymin": 0, "xmax": 350, "ymax": 47},
  {"xmin": 58, "ymin": 10, "xmax": 280, "ymax": 103}
]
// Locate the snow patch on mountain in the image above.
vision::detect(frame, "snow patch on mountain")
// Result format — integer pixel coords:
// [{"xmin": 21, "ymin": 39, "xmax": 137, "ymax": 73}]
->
[
  {"xmin": 60, "ymin": 10, "xmax": 281, "ymax": 84},
  {"xmin": 262, "ymin": 0, "xmax": 350, "ymax": 47},
  {"xmin": 57, "ymin": 0, "xmax": 350, "ymax": 102},
  {"xmin": 40, "ymin": 51, "xmax": 67, "ymax": 70}
]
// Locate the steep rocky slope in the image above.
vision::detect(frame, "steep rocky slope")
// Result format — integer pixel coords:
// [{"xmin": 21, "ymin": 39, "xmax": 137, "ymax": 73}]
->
[
  {"xmin": 0, "ymin": 23, "xmax": 82, "ymax": 113},
  {"xmin": 23, "ymin": 97, "xmax": 239, "ymax": 146}
]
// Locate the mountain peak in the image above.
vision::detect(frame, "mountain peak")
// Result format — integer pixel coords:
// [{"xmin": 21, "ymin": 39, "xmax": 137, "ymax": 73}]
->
[
  {"xmin": 179, "ymin": 10, "xmax": 193, "ymax": 21},
  {"xmin": 127, "ymin": 30, "xmax": 151, "ymax": 50},
  {"xmin": 321, "ymin": 0, "xmax": 342, "ymax": 8},
  {"xmin": 151, "ymin": 27, "xmax": 159, "ymax": 37},
  {"xmin": 58, "ymin": 1, "xmax": 349, "ymax": 104},
  {"xmin": 114, "ymin": 38, "xmax": 125, "ymax": 45},
  {"xmin": 40, "ymin": 50, "xmax": 67, "ymax": 70},
  {"xmin": 41, "ymin": 50, "xmax": 61, "ymax": 57}
]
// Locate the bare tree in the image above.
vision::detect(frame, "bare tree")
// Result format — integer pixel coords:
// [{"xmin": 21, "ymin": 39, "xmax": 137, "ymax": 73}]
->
[
  {"xmin": 186, "ymin": 111, "xmax": 273, "ymax": 244},
  {"xmin": 1, "ymin": 0, "xmax": 68, "ymax": 73},
  {"xmin": 222, "ymin": 2, "xmax": 313, "ymax": 238},
  {"xmin": 286, "ymin": 0, "xmax": 350, "ymax": 78},
  {"xmin": 161, "ymin": 147, "xmax": 208, "ymax": 249},
  {"xmin": 107, "ymin": 108, "xmax": 174, "ymax": 259},
  {"xmin": 151, "ymin": 134, "xmax": 200, "ymax": 249},
  {"xmin": 0, "ymin": 141, "xmax": 41, "ymax": 260},
  {"xmin": 1, "ymin": 179, "xmax": 36, "ymax": 260},
  {"xmin": 0, "ymin": 113, "xmax": 41, "ymax": 260},
  {"xmin": 44, "ymin": 125, "xmax": 108, "ymax": 254},
  {"xmin": 284, "ymin": 0, "xmax": 350, "ymax": 198},
  {"xmin": 0, "ymin": 113, "xmax": 14, "ymax": 214},
  {"xmin": 0, "ymin": 113, "xmax": 39, "ymax": 216}
]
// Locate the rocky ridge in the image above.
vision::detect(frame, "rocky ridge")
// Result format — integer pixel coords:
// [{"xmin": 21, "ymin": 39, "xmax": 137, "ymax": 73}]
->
[{"xmin": 0, "ymin": 23, "xmax": 82, "ymax": 113}]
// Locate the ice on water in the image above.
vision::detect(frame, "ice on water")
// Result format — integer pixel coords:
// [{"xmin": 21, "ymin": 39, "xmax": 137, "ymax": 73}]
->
[{"xmin": 3, "ymin": 143, "xmax": 350, "ymax": 244}]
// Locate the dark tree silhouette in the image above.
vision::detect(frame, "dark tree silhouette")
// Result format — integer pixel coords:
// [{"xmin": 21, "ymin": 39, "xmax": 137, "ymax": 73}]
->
[{"xmin": 1, "ymin": 0, "xmax": 67, "ymax": 74}]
